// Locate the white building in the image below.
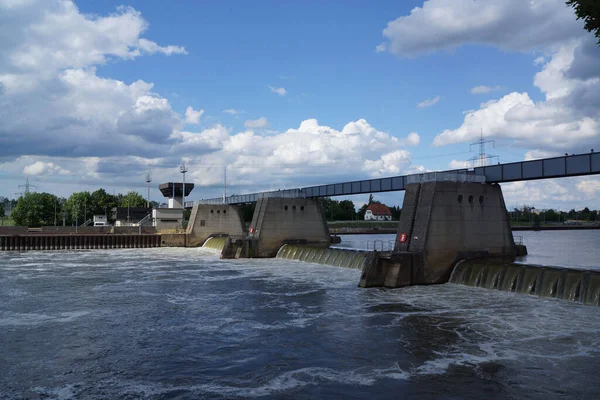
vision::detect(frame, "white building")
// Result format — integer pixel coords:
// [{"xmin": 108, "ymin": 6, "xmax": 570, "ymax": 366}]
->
[{"xmin": 364, "ymin": 203, "xmax": 392, "ymax": 221}]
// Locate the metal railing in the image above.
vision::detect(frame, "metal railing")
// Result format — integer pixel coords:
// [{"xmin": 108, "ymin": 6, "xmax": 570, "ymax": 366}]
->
[
  {"xmin": 80, "ymin": 218, "xmax": 92, "ymax": 227},
  {"xmin": 137, "ymin": 213, "xmax": 153, "ymax": 227},
  {"xmin": 366, "ymin": 240, "xmax": 395, "ymax": 251},
  {"xmin": 406, "ymin": 171, "xmax": 486, "ymax": 184}
]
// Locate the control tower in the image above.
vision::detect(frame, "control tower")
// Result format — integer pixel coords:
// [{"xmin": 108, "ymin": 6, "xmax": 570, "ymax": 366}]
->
[{"xmin": 159, "ymin": 182, "xmax": 195, "ymax": 208}]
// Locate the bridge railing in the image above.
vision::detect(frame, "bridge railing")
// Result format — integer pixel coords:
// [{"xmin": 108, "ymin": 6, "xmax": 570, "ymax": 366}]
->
[{"xmin": 406, "ymin": 171, "xmax": 486, "ymax": 184}]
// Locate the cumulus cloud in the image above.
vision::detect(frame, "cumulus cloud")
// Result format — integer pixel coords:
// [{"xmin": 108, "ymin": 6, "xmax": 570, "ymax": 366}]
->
[
  {"xmin": 432, "ymin": 40, "xmax": 600, "ymax": 152},
  {"xmin": 577, "ymin": 180, "xmax": 600, "ymax": 197},
  {"xmin": 417, "ymin": 95, "xmax": 440, "ymax": 108},
  {"xmin": 375, "ymin": 0, "xmax": 600, "ymax": 154},
  {"xmin": 185, "ymin": 106, "xmax": 204, "ymax": 125},
  {"xmin": 268, "ymin": 85, "xmax": 287, "ymax": 96},
  {"xmin": 0, "ymin": 0, "xmax": 186, "ymax": 160},
  {"xmin": 378, "ymin": 0, "xmax": 584, "ymax": 57},
  {"xmin": 244, "ymin": 117, "xmax": 269, "ymax": 129},
  {"xmin": 23, "ymin": 161, "xmax": 70, "ymax": 176},
  {"xmin": 470, "ymin": 85, "xmax": 502, "ymax": 94},
  {"xmin": 448, "ymin": 160, "xmax": 471, "ymax": 169}
]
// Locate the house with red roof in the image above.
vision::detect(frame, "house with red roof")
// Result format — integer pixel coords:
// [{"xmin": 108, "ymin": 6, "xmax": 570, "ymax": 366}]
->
[{"xmin": 364, "ymin": 203, "xmax": 392, "ymax": 221}]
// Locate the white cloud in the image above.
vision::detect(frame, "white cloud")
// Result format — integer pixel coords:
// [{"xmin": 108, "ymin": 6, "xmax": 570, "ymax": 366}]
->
[
  {"xmin": 448, "ymin": 160, "xmax": 471, "ymax": 169},
  {"xmin": 470, "ymin": 85, "xmax": 502, "ymax": 94},
  {"xmin": 404, "ymin": 132, "xmax": 421, "ymax": 146},
  {"xmin": 244, "ymin": 117, "xmax": 269, "ymax": 129},
  {"xmin": 501, "ymin": 177, "xmax": 600, "ymax": 210},
  {"xmin": 379, "ymin": 0, "xmax": 600, "ymax": 156},
  {"xmin": 223, "ymin": 109, "xmax": 242, "ymax": 115},
  {"xmin": 432, "ymin": 41, "xmax": 600, "ymax": 152},
  {"xmin": 0, "ymin": 0, "xmax": 187, "ymax": 160},
  {"xmin": 577, "ymin": 180, "xmax": 600, "ymax": 197},
  {"xmin": 378, "ymin": 0, "xmax": 584, "ymax": 57},
  {"xmin": 268, "ymin": 85, "xmax": 287, "ymax": 96},
  {"xmin": 185, "ymin": 106, "xmax": 204, "ymax": 125},
  {"xmin": 23, "ymin": 161, "xmax": 70, "ymax": 176},
  {"xmin": 168, "ymin": 118, "xmax": 419, "ymax": 190},
  {"xmin": 137, "ymin": 38, "xmax": 187, "ymax": 56},
  {"xmin": 417, "ymin": 95, "xmax": 440, "ymax": 108}
]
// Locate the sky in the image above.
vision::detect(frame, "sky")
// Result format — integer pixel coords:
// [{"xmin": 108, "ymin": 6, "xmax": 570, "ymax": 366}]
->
[{"xmin": 1, "ymin": 0, "xmax": 599, "ymax": 211}]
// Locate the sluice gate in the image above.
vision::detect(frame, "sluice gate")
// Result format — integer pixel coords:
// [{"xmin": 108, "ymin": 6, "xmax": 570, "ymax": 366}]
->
[
  {"xmin": 450, "ymin": 260, "xmax": 600, "ymax": 306},
  {"xmin": 0, "ymin": 235, "xmax": 161, "ymax": 251},
  {"xmin": 276, "ymin": 244, "xmax": 378, "ymax": 271},
  {"xmin": 201, "ymin": 236, "xmax": 229, "ymax": 252}
]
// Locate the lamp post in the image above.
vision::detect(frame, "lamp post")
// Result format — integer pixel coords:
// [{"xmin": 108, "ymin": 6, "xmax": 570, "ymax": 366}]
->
[
  {"xmin": 180, "ymin": 162, "xmax": 188, "ymax": 229},
  {"xmin": 145, "ymin": 171, "xmax": 152, "ymax": 208}
]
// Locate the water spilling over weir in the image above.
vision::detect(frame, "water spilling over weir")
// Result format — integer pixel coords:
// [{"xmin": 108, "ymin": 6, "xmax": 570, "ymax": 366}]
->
[
  {"xmin": 450, "ymin": 260, "xmax": 600, "ymax": 306},
  {"xmin": 276, "ymin": 245, "xmax": 375, "ymax": 270},
  {"xmin": 202, "ymin": 236, "xmax": 228, "ymax": 252}
]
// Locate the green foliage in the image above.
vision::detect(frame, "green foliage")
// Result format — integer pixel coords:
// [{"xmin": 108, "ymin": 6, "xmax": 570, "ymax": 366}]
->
[
  {"xmin": 0, "ymin": 202, "xmax": 4, "ymax": 219},
  {"xmin": 121, "ymin": 191, "xmax": 146, "ymax": 208},
  {"xmin": 320, "ymin": 198, "xmax": 356, "ymax": 221},
  {"xmin": 11, "ymin": 192, "xmax": 59, "ymax": 227},
  {"xmin": 567, "ymin": 0, "xmax": 600, "ymax": 44},
  {"xmin": 63, "ymin": 191, "xmax": 92, "ymax": 224}
]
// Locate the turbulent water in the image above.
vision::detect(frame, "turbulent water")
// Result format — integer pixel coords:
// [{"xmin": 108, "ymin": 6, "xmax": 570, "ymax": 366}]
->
[{"xmin": 1, "ymin": 231, "xmax": 600, "ymax": 399}]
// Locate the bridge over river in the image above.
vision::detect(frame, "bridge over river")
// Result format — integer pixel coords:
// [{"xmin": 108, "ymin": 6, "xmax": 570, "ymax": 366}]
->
[{"xmin": 187, "ymin": 151, "xmax": 600, "ymax": 206}]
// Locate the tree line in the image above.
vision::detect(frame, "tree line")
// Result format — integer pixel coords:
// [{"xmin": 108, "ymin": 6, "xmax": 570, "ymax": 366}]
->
[
  {"xmin": 511, "ymin": 206, "xmax": 599, "ymax": 224},
  {"xmin": 2, "ymin": 190, "xmax": 151, "ymax": 227}
]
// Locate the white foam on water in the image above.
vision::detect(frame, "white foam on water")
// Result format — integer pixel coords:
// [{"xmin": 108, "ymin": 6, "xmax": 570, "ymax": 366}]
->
[{"xmin": 31, "ymin": 384, "xmax": 79, "ymax": 400}]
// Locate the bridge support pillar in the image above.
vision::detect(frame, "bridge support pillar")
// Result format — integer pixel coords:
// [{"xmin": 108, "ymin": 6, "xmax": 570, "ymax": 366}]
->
[
  {"xmin": 186, "ymin": 204, "xmax": 246, "ymax": 247},
  {"xmin": 360, "ymin": 181, "xmax": 519, "ymax": 287},
  {"xmin": 248, "ymin": 197, "xmax": 330, "ymax": 258}
]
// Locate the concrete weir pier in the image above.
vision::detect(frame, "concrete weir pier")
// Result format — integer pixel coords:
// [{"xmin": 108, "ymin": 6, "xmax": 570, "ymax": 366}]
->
[
  {"xmin": 186, "ymin": 204, "xmax": 246, "ymax": 247},
  {"xmin": 360, "ymin": 180, "xmax": 523, "ymax": 288},
  {"xmin": 248, "ymin": 197, "xmax": 331, "ymax": 257}
]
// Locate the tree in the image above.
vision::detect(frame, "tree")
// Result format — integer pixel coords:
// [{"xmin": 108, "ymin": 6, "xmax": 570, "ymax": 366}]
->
[
  {"xmin": 90, "ymin": 188, "xmax": 116, "ymax": 216},
  {"xmin": 121, "ymin": 191, "xmax": 146, "ymax": 208},
  {"xmin": 567, "ymin": 0, "xmax": 600, "ymax": 44},
  {"xmin": 11, "ymin": 192, "xmax": 59, "ymax": 227},
  {"xmin": 0, "ymin": 202, "xmax": 4, "ymax": 226},
  {"xmin": 64, "ymin": 192, "xmax": 92, "ymax": 225}
]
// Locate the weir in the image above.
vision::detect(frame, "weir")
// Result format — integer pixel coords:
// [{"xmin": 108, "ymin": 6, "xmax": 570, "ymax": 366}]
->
[
  {"xmin": 450, "ymin": 259, "xmax": 600, "ymax": 306},
  {"xmin": 276, "ymin": 244, "xmax": 378, "ymax": 270}
]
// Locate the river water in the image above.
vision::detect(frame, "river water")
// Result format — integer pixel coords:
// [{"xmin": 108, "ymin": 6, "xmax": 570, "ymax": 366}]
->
[{"xmin": 1, "ymin": 231, "xmax": 599, "ymax": 399}]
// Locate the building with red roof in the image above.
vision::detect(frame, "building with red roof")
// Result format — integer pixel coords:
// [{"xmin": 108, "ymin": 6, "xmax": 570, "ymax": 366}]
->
[{"xmin": 364, "ymin": 203, "xmax": 392, "ymax": 221}]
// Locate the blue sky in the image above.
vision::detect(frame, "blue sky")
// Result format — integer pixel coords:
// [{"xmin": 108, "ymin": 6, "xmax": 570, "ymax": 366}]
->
[
  {"xmin": 82, "ymin": 0, "xmax": 539, "ymax": 166},
  {"xmin": 1, "ymin": 0, "xmax": 599, "ymax": 210}
]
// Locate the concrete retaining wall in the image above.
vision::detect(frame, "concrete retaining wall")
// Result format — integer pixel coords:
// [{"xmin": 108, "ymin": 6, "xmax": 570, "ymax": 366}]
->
[
  {"xmin": 0, "ymin": 226, "xmax": 28, "ymax": 235},
  {"xmin": 40, "ymin": 226, "xmax": 112, "ymax": 234},
  {"xmin": 159, "ymin": 233, "xmax": 187, "ymax": 247},
  {"xmin": 0, "ymin": 234, "xmax": 161, "ymax": 251}
]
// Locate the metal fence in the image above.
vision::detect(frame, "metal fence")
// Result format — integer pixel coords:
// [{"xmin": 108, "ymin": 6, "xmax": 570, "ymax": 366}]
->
[{"xmin": 406, "ymin": 171, "xmax": 486, "ymax": 184}]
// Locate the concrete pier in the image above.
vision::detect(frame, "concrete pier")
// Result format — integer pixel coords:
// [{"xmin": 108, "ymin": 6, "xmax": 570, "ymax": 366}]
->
[
  {"xmin": 186, "ymin": 204, "xmax": 246, "ymax": 247},
  {"xmin": 360, "ymin": 181, "xmax": 520, "ymax": 288},
  {"xmin": 247, "ymin": 197, "xmax": 331, "ymax": 258}
]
